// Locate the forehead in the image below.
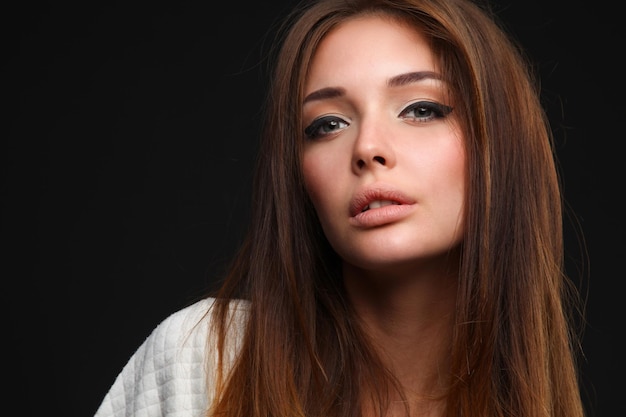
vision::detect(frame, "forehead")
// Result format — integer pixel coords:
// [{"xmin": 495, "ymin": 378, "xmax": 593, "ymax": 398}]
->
[{"xmin": 304, "ymin": 15, "xmax": 436, "ymax": 92}]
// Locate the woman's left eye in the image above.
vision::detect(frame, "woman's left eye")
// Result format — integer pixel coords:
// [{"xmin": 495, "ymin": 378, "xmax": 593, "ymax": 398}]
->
[{"xmin": 399, "ymin": 101, "xmax": 453, "ymax": 122}]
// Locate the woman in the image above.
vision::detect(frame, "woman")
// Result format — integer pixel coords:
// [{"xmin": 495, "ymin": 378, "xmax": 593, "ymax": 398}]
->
[{"xmin": 94, "ymin": 0, "xmax": 585, "ymax": 416}]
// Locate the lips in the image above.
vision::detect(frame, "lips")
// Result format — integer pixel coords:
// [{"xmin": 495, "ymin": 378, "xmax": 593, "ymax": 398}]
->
[
  {"xmin": 349, "ymin": 185, "xmax": 415, "ymax": 217},
  {"xmin": 362, "ymin": 200, "xmax": 399, "ymax": 212}
]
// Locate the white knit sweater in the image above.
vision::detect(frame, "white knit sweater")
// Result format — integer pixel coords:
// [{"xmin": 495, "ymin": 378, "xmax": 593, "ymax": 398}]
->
[{"xmin": 94, "ymin": 298, "xmax": 247, "ymax": 417}]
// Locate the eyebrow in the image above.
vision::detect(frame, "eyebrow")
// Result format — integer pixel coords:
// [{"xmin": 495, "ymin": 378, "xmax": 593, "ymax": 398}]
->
[
  {"xmin": 303, "ymin": 71, "xmax": 442, "ymax": 105},
  {"xmin": 303, "ymin": 87, "xmax": 346, "ymax": 105},
  {"xmin": 387, "ymin": 70, "xmax": 442, "ymax": 87}
]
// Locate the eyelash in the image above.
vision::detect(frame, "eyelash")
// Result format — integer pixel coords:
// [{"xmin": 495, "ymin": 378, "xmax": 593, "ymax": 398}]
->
[
  {"xmin": 304, "ymin": 100, "xmax": 453, "ymax": 140},
  {"xmin": 304, "ymin": 116, "xmax": 349, "ymax": 140},
  {"xmin": 399, "ymin": 101, "xmax": 453, "ymax": 122}
]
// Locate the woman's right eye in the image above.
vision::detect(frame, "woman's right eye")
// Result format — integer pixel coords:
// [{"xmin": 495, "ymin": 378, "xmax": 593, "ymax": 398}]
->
[{"xmin": 304, "ymin": 116, "xmax": 349, "ymax": 140}]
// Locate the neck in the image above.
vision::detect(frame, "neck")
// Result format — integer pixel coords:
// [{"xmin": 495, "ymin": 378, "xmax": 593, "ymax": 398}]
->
[{"xmin": 343, "ymin": 253, "xmax": 458, "ymax": 416}]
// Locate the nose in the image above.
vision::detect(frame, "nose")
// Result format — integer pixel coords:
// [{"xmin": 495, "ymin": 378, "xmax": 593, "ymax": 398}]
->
[{"xmin": 351, "ymin": 120, "xmax": 396, "ymax": 173}]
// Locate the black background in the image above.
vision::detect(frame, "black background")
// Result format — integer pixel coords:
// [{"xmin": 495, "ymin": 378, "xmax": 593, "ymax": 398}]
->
[{"xmin": 4, "ymin": 1, "xmax": 624, "ymax": 416}]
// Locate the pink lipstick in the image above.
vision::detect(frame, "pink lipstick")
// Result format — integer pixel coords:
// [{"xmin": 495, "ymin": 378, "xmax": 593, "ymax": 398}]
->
[{"xmin": 349, "ymin": 186, "xmax": 415, "ymax": 228}]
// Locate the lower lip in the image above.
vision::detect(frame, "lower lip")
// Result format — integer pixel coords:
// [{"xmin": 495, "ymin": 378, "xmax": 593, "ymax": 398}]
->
[{"xmin": 349, "ymin": 204, "xmax": 414, "ymax": 228}]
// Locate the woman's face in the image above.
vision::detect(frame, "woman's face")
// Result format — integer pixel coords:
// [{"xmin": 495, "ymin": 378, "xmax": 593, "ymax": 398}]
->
[{"xmin": 301, "ymin": 15, "xmax": 466, "ymax": 274}]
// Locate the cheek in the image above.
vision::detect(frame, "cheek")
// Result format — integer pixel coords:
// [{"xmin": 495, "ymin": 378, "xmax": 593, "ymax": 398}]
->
[
  {"xmin": 302, "ymin": 152, "xmax": 333, "ymax": 211},
  {"xmin": 414, "ymin": 136, "xmax": 466, "ymax": 216},
  {"xmin": 302, "ymin": 149, "xmax": 350, "ymax": 230},
  {"xmin": 302, "ymin": 156, "xmax": 320, "ymax": 200},
  {"xmin": 451, "ymin": 143, "xmax": 467, "ymax": 195},
  {"xmin": 439, "ymin": 147, "xmax": 466, "ymax": 212},
  {"xmin": 442, "ymin": 142, "xmax": 467, "ymax": 227},
  {"xmin": 443, "ymin": 148, "xmax": 466, "ymax": 193},
  {"xmin": 433, "ymin": 132, "xmax": 466, "ymax": 188}
]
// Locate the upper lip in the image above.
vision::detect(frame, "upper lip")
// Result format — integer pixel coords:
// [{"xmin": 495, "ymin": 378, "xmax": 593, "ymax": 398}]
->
[{"xmin": 349, "ymin": 184, "xmax": 415, "ymax": 217}]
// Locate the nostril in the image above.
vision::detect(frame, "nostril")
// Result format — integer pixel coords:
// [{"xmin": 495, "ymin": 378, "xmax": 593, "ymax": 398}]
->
[
  {"xmin": 373, "ymin": 156, "xmax": 386, "ymax": 165},
  {"xmin": 356, "ymin": 156, "xmax": 385, "ymax": 169}
]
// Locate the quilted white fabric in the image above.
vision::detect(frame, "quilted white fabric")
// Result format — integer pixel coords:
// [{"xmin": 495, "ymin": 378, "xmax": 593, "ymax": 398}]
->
[{"xmin": 94, "ymin": 297, "xmax": 247, "ymax": 417}]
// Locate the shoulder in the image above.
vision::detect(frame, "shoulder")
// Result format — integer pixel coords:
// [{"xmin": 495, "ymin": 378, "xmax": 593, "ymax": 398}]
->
[
  {"xmin": 94, "ymin": 297, "xmax": 248, "ymax": 417},
  {"xmin": 152, "ymin": 297, "xmax": 249, "ymax": 373},
  {"xmin": 150, "ymin": 296, "xmax": 248, "ymax": 352}
]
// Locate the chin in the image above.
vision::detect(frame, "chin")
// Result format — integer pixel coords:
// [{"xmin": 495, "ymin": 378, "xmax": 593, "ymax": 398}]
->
[{"xmin": 339, "ymin": 243, "xmax": 462, "ymax": 276}]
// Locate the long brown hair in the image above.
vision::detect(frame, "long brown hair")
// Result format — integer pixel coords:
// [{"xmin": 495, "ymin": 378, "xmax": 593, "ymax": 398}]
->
[{"xmin": 208, "ymin": 0, "xmax": 585, "ymax": 416}]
